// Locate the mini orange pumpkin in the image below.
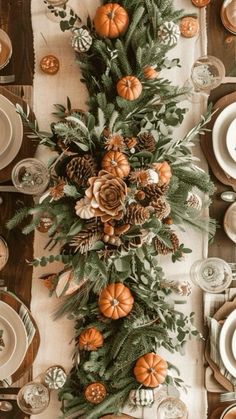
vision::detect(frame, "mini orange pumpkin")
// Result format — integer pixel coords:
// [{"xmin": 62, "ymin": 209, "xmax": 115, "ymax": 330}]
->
[
  {"xmin": 134, "ymin": 353, "xmax": 168, "ymax": 387},
  {"xmin": 143, "ymin": 66, "xmax": 159, "ymax": 80},
  {"xmin": 117, "ymin": 76, "xmax": 142, "ymax": 101},
  {"xmin": 84, "ymin": 382, "xmax": 107, "ymax": 404},
  {"xmin": 99, "ymin": 283, "xmax": 134, "ymax": 320},
  {"xmin": 94, "ymin": 3, "xmax": 129, "ymax": 38},
  {"xmin": 102, "ymin": 151, "xmax": 130, "ymax": 178},
  {"xmin": 152, "ymin": 161, "xmax": 172, "ymax": 185},
  {"xmin": 78, "ymin": 327, "xmax": 103, "ymax": 351}
]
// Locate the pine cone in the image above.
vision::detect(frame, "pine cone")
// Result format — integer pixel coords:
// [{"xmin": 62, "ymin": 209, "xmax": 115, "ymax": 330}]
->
[
  {"xmin": 150, "ymin": 197, "xmax": 171, "ymax": 220},
  {"xmin": 66, "ymin": 155, "xmax": 97, "ymax": 188},
  {"xmin": 154, "ymin": 232, "xmax": 179, "ymax": 255},
  {"xmin": 136, "ymin": 132, "xmax": 156, "ymax": 152},
  {"xmin": 140, "ymin": 184, "xmax": 169, "ymax": 204},
  {"xmin": 122, "ymin": 235, "xmax": 144, "ymax": 251},
  {"xmin": 124, "ymin": 203, "xmax": 150, "ymax": 225},
  {"xmin": 70, "ymin": 219, "xmax": 102, "ymax": 254},
  {"xmin": 186, "ymin": 192, "xmax": 202, "ymax": 211}
]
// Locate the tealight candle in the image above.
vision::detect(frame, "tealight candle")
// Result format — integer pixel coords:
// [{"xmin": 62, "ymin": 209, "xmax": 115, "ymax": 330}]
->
[{"xmin": 0, "ymin": 236, "xmax": 9, "ymax": 270}]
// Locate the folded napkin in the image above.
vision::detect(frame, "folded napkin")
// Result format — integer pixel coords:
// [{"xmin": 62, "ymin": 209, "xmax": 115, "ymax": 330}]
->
[
  {"xmin": 204, "ymin": 287, "xmax": 236, "ymax": 390},
  {"xmin": 0, "ymin": 292, "xmax": 36, "ymax": 387}
]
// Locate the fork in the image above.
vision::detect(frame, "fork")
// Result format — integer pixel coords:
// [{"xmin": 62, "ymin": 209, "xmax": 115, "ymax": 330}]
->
[
  {"xmin": 0, "ymin": 74, "xmax": 15, "ymax": 84},
  {"xmin": 219, "ymin": 391, "xmax": 236, "ymax": 402},
  {"xmin": 0, "ymin": 279, "xmax": 7, "ymax": 291}
]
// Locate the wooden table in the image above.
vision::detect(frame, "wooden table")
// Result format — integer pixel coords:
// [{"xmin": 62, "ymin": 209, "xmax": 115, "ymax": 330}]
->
[{"xmin": 206, "ymin": 1, "xmax": 236, "ymax": 417}]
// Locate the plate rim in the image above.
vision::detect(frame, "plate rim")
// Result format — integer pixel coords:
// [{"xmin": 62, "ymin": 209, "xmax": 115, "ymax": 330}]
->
[
  {"xmin": 224, "ymin": 202, "xmax": 236, "ymax": 244},
  {"xmin": 0, "ymin": 94, "xmax": 23, "ymax": 171},
  {"xmin": 212, "ymin": 102, "xmax": 236, "ymax": 179},
  {"xmin": 226, "ymin": 118, "xmax": 236, "ymax": 163},
  {"xmin": 219, "ymin": 308, "xmax": 236, "ymax": 377},
  {"xmin": 0, "ymin": 107, "xmax": 13, "ymax": 157},
  {"xmin": 0, "ymin": 301, "xmax": 27, "ymax": 380},
  {"xmin": 0, "ymin": 314, "xmax": 17, "ymax": 368}
]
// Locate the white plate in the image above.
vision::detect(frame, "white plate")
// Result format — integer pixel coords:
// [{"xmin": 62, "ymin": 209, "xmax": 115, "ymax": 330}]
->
[
  {"xmin": 224, "ymin": 202, "xmax": 236, "ymax": 244},
  {"xmin": 232, "ymin": 330, "xmax": 236, "ymax": 360},
  {"xmin": 226, "ymin": 118, "xmax": 236, "ymax": 162},
  {"xmin": 0, "ymin": 94, "xmax": 23, "ymax": 170},
  {"xmin": 0, "ymin": 301, "xmax": 27, "ymax": 380},
  {"xmin": 0, "ymin": 108, "xmax": 12, "ymax": 156},
  {"xmin": 219, "ymin": 308, "xmax": 236, "ymax": 377},
  {"xmin": 0, "ymin": 315, "xmax": 16, "ymax": 368},
  {"xmin": 212, "ymin": 102, "xmax": 236, "ymax": 179}
]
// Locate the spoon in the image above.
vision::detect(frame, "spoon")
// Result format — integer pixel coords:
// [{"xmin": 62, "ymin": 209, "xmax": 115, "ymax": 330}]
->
[
  {"xmin": 220, "ymin": 190, "xmax": 236, "ymax": 202},
  {"xmin": 0, "ymin": 400, "xmax": 13, "ymax": 411}
]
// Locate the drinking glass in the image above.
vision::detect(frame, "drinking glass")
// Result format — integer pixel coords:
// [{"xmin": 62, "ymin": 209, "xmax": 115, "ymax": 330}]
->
[
  {"xmin": 190, "ymin": 257, "xmax": 232, "ymax": 293},
  {"xmin": 11, "ymin": 158, "xmax": 50, "ymax": 195},
  {"xmin": 0, "ymin": 236, "xmax": 9, "ymax": 270},
  {"xmin": 157, "ymin": 397, "xmax": 188, "ymax": 419},
  {"xmin": 17, "ymin": 382, "xmax": 50, "ymax": 415},
  {"xmin": 0, "ymin": 29, "xmax": 12, "ymax": 70}
]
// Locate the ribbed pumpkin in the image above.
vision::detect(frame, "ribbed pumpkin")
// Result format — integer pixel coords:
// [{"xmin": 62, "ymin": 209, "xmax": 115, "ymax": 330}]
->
[
  {"xmin": 94, "ymin": 3, "xmax": 129, "ymax": 38},
  {"xmin": 117, "ymin": 76, "xmax": 142, "ymax": 101},
  {"xmin": 134, "ymin": 353, "xmax": 168, "ymax": 387},
  {"xmin": 78, "ymin": 327, "xmax": 103, "ymax": 351},
  {"xmin": 143, "ymin": 66, "xmax": 159, "ymax": 80},
  {"xmin": 152, "ymin": 161, "xmax": 172, "ymax": 185},
  {"xmin": 98, "ymin": 283, "xmax": 134, "ymax": 319},
  {"xmin": 101, "ymin": 151, "xmax": 130, "ymax": 178}
]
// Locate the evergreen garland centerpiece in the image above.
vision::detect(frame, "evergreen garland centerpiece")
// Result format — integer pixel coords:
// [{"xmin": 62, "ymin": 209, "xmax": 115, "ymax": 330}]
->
[{"xmin": 12, "ymin": 1, "xmax": 215, "ymax": 417}]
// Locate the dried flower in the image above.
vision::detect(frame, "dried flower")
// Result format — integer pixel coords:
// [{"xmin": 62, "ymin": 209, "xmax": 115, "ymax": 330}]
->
[
  {"xmin": 85, "ymin": 170, "xmax": 127, "ymax": 222},
  {"xmin": 49, "ymin": 179, "xmax": 65, "ymax": 201},
  {"xmin": 75, "ymin": 197, "xmax": 95, "ymax": 219},
  {"xmin": 126, "ymin": 137, "xmax": 137, "ymax": 150},
  {"xmin": 105, "ymin": 134, "xmax": 125, "ymax": 151},
  {"xmin": 129, "ymin": 170, "xmax": 150, "ymax": 186}
]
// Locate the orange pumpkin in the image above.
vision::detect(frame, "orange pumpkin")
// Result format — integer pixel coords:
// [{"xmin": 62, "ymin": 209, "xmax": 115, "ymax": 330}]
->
[
  {"xmin": 78, "ymin": 327, "xmax": 103, "ymax": 351},
  {"xmin": 117, "ymin": 76, "xmax": 142, "ymax": 101},
  {"xmin": 94, "ymin": 3, "xmax": 129, "ymax": 38},
  {"xmin": 143, "ymin": 66, "xmax": 159, "ymax": 80},
  {"xmin": 99, "ymin": 283, "xmax": 134, "ymax": 320},
  {"xmin": 152, "ymin": 161, "xmax": 172, "ymax": 185},
  {"xmin": 102, "ymin": 151, "xmax": 130, "ymax": 178},
  {"xmin": 134, "ymin": 353, "xmax": 168, "ymax": 388}
]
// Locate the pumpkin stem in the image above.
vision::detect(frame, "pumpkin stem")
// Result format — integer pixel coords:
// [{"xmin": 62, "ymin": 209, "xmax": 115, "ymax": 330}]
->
[
  {"xmin": 148, "ymin": 367, "xmax": 155, "ymax": 373},
  {"xmin": 111, "ymin": 298, "xmax": 119, "ymax": 307},
  {"xmin": 110, "ymin": 159, "xmax": 118, "ymax": 167},
  {"xmin": 107, "ymin": 11, "xmax": 115, "ymax": 20}
]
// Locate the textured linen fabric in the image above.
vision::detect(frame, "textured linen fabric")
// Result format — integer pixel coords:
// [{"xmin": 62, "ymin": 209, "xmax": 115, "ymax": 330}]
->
[{"xmin": 31, "ymin": 1, "xmax": 208, "ymax": 418}]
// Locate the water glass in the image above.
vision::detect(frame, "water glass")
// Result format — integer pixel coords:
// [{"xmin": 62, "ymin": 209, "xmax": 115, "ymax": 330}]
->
[
  {"xmin": 157, "ymin": 397, "xmax": 188, "ymax": 419},
  {"xmin": 0, "ymin": 236, "xmax": 8, "ymax": 270},
  {"xmin": 17, "ymin": 382, "xmax": 50, "ymax": 415},
  {"xmin": 0, "ymin": 29, "xmax": 12, "ymax": 70},
  {"xmin": 190, "ymin": 257, "xmax": 232, "ymax": 293},
  {"xmin": 11, "ymin": 158, "xmax": 50, "ymax": 195},
  {"xmin": 191, "ymin": 55, "xmax": 225, "ymax": 93}
]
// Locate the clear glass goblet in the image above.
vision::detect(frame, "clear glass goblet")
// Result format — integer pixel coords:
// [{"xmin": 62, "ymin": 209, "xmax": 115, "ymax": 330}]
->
[
  {"xmin": 190, "ymin": 257, "xmax": 232, "ymax": 293},
  {"xmin": 11, "ymin": 158, "xmax": 50, "ymax": 196},
  {"xmin": 157, "ymin": 397, "xmax": 188, "ymax": 419},
  {"xmin": 17, "ymin": 382, "xmax": 50, "ymax": 415}
]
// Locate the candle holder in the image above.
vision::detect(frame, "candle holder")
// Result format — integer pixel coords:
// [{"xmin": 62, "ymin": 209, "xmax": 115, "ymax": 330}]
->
[
  {"xmin": 17, "ymin": 382, "xmax": 50, "ymax": 415},
  {"xmin": 11, "ymin": 158, "xmax": 50, "ymax": 196}
]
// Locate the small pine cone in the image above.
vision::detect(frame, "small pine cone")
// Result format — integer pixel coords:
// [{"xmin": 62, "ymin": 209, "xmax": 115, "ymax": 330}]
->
[
  {"xmin": 136, "ymin": 132, "xmax": 156, "ymax": 152},
  {"xmin": 70, "ymin": 219, "xmax": 102, "ymax": 253},
  {"xmin": 154, "ymin": 231, "xmax": 179, "ymax": 255},
  {"xmin": 66, "ymin": 155, "xmax": 97, "ymax": 188},
  {"xmin": 150, "ymin": 197, "xmax": 171, "ymax": 220},
  {"xmin": 124, "ymin": 203, "xmax": 150, "ymax": 225},
  {"xmin": 122, "ymin": 235, "xmax": 144, "ymax": 251},
  {"xmin": 186, "ymin": 192, "xmax": 202, "ymax": 211},
  {"xmin": 141, "ymin": 184, "xmax": 169, "ymax": 204}
]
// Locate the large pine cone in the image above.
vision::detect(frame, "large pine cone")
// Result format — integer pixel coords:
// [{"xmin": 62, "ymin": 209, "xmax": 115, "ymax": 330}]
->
[
  {"xmin": 69, "ymin": 219, "xmax": 102, "ymax": 254},
  {"xmin": 154, "ymin": 232, "xmax": 179, "ymax": 255},
  {"xmin": 150, "ymin": 197, "xmax": 171, "ymax": 220},
  {"xmin": 66, "ymin": 155, "xmax": 97, "ymax": 187},
  {"xmin": 140, "ymin": 184, "xmax": 169, "ymax": 205},
  {"xmin": 124, "ymin": 203, "xmax": 150, "ymax": 225},
  {"xmin": 136, "ymin": 132, "xmax": 156, "ymax": 152}
]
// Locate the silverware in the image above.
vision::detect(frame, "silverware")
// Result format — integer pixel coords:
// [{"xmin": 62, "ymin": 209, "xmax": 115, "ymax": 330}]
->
[
  {"xmin": 0, "ymin": 400, "xmax": 13, "ymax": 411},
  {"xmin": 221, "ymin": 191, "xmax": 236, "ymax": 202},
  {"xmin": 0, "ymin": 279, "xmax": 7, "ymax": 291},
  {"xmin": 0, "ymin": 394, "xmax": 17, "ymax": 400},
  {"xmin": 222, "ymin": 77, "xmax": 236, "ymax": 84},
  {"xmin": 0, "ymin": 74, "xmax": 15, "ymax": 84},
  {"xmin": 219, "ymin": 391, "xmax": 236, "ymax": 402},
  {"xmin": 0, "ymin": 186, "xmax": 20, "ymax": 193}
]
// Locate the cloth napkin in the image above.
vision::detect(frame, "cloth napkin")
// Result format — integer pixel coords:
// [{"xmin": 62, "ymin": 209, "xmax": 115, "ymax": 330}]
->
[
  {"xmin": 0, "ymin": 292, "xmax": 36, "ymax": 387},
  {"xmin": 204, "ymin": 287, "xmax": 236, "ymax": 389}
]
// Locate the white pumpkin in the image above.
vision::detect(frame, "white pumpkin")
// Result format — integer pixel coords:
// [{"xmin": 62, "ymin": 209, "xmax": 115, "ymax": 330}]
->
[
  {"xmin": 75, "ymin": 197, "xmax": 95, "ymax": 219},
  {"xmin": 71, "ymin": 27, "xmax": 93, "ymax": 53},
  {"xmin": 129, "ymin": 388, "xmax": 154, "ymax": 407},
  {"xmin": 158, "ymin": 21, "xmax": 180, "ymax": 47}
]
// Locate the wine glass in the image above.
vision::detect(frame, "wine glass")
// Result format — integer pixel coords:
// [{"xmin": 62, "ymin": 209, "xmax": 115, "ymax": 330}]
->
[
  {"xmin": 157, "ymin": 397, "xmax": 188, "ymax": 419},
  {"xmin": 17, "ymin": 382, "xmax": 50, "ymax": 415},
  {"xmin": 0, "ymin": 29, "xmax": 12, "ymax": 70},
  {"xmin": 190, "ymin": 257, "xmax": 232, "ymax": 293},
  {"xmin": 11, "ymin": 158, "xmax": 50, "ymax": 195},
  {"xmin": 184, "ymin": 55, "xmax": 225, "ymax": 102}
]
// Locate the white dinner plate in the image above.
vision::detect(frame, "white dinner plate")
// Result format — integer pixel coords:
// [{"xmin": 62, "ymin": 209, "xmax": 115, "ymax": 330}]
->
[
  {"xmin": 219, "ymin": 308, "xmax": 236, "ymax": 377},
  {"xmin": 226, "ymin": 118, "xmax": 236, "ymax": 163},
  {"xmin": 224, "ymin": 202, "xmax": 236, "ymax": 244},
  {"xmin": 0, "ymin": 108, "xmax": 12, "ymax": 156},
  {"xmin": 0, "ymin": 301, "xmax": 27, "ymax": 380},
  {"xmin": 0, "ymin": 94, "xmax": 23, "ymax": 170},
  {"xmin": 0, "ymin": 315, "xmax": 16, "ymax": 368},
  {"xmin": 232, "ymin": 330, "xmax": 236, "ymax": 360},
  {"xmin": 212, "ymin": 102, "xmax": 236, "ymax": 179}
]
